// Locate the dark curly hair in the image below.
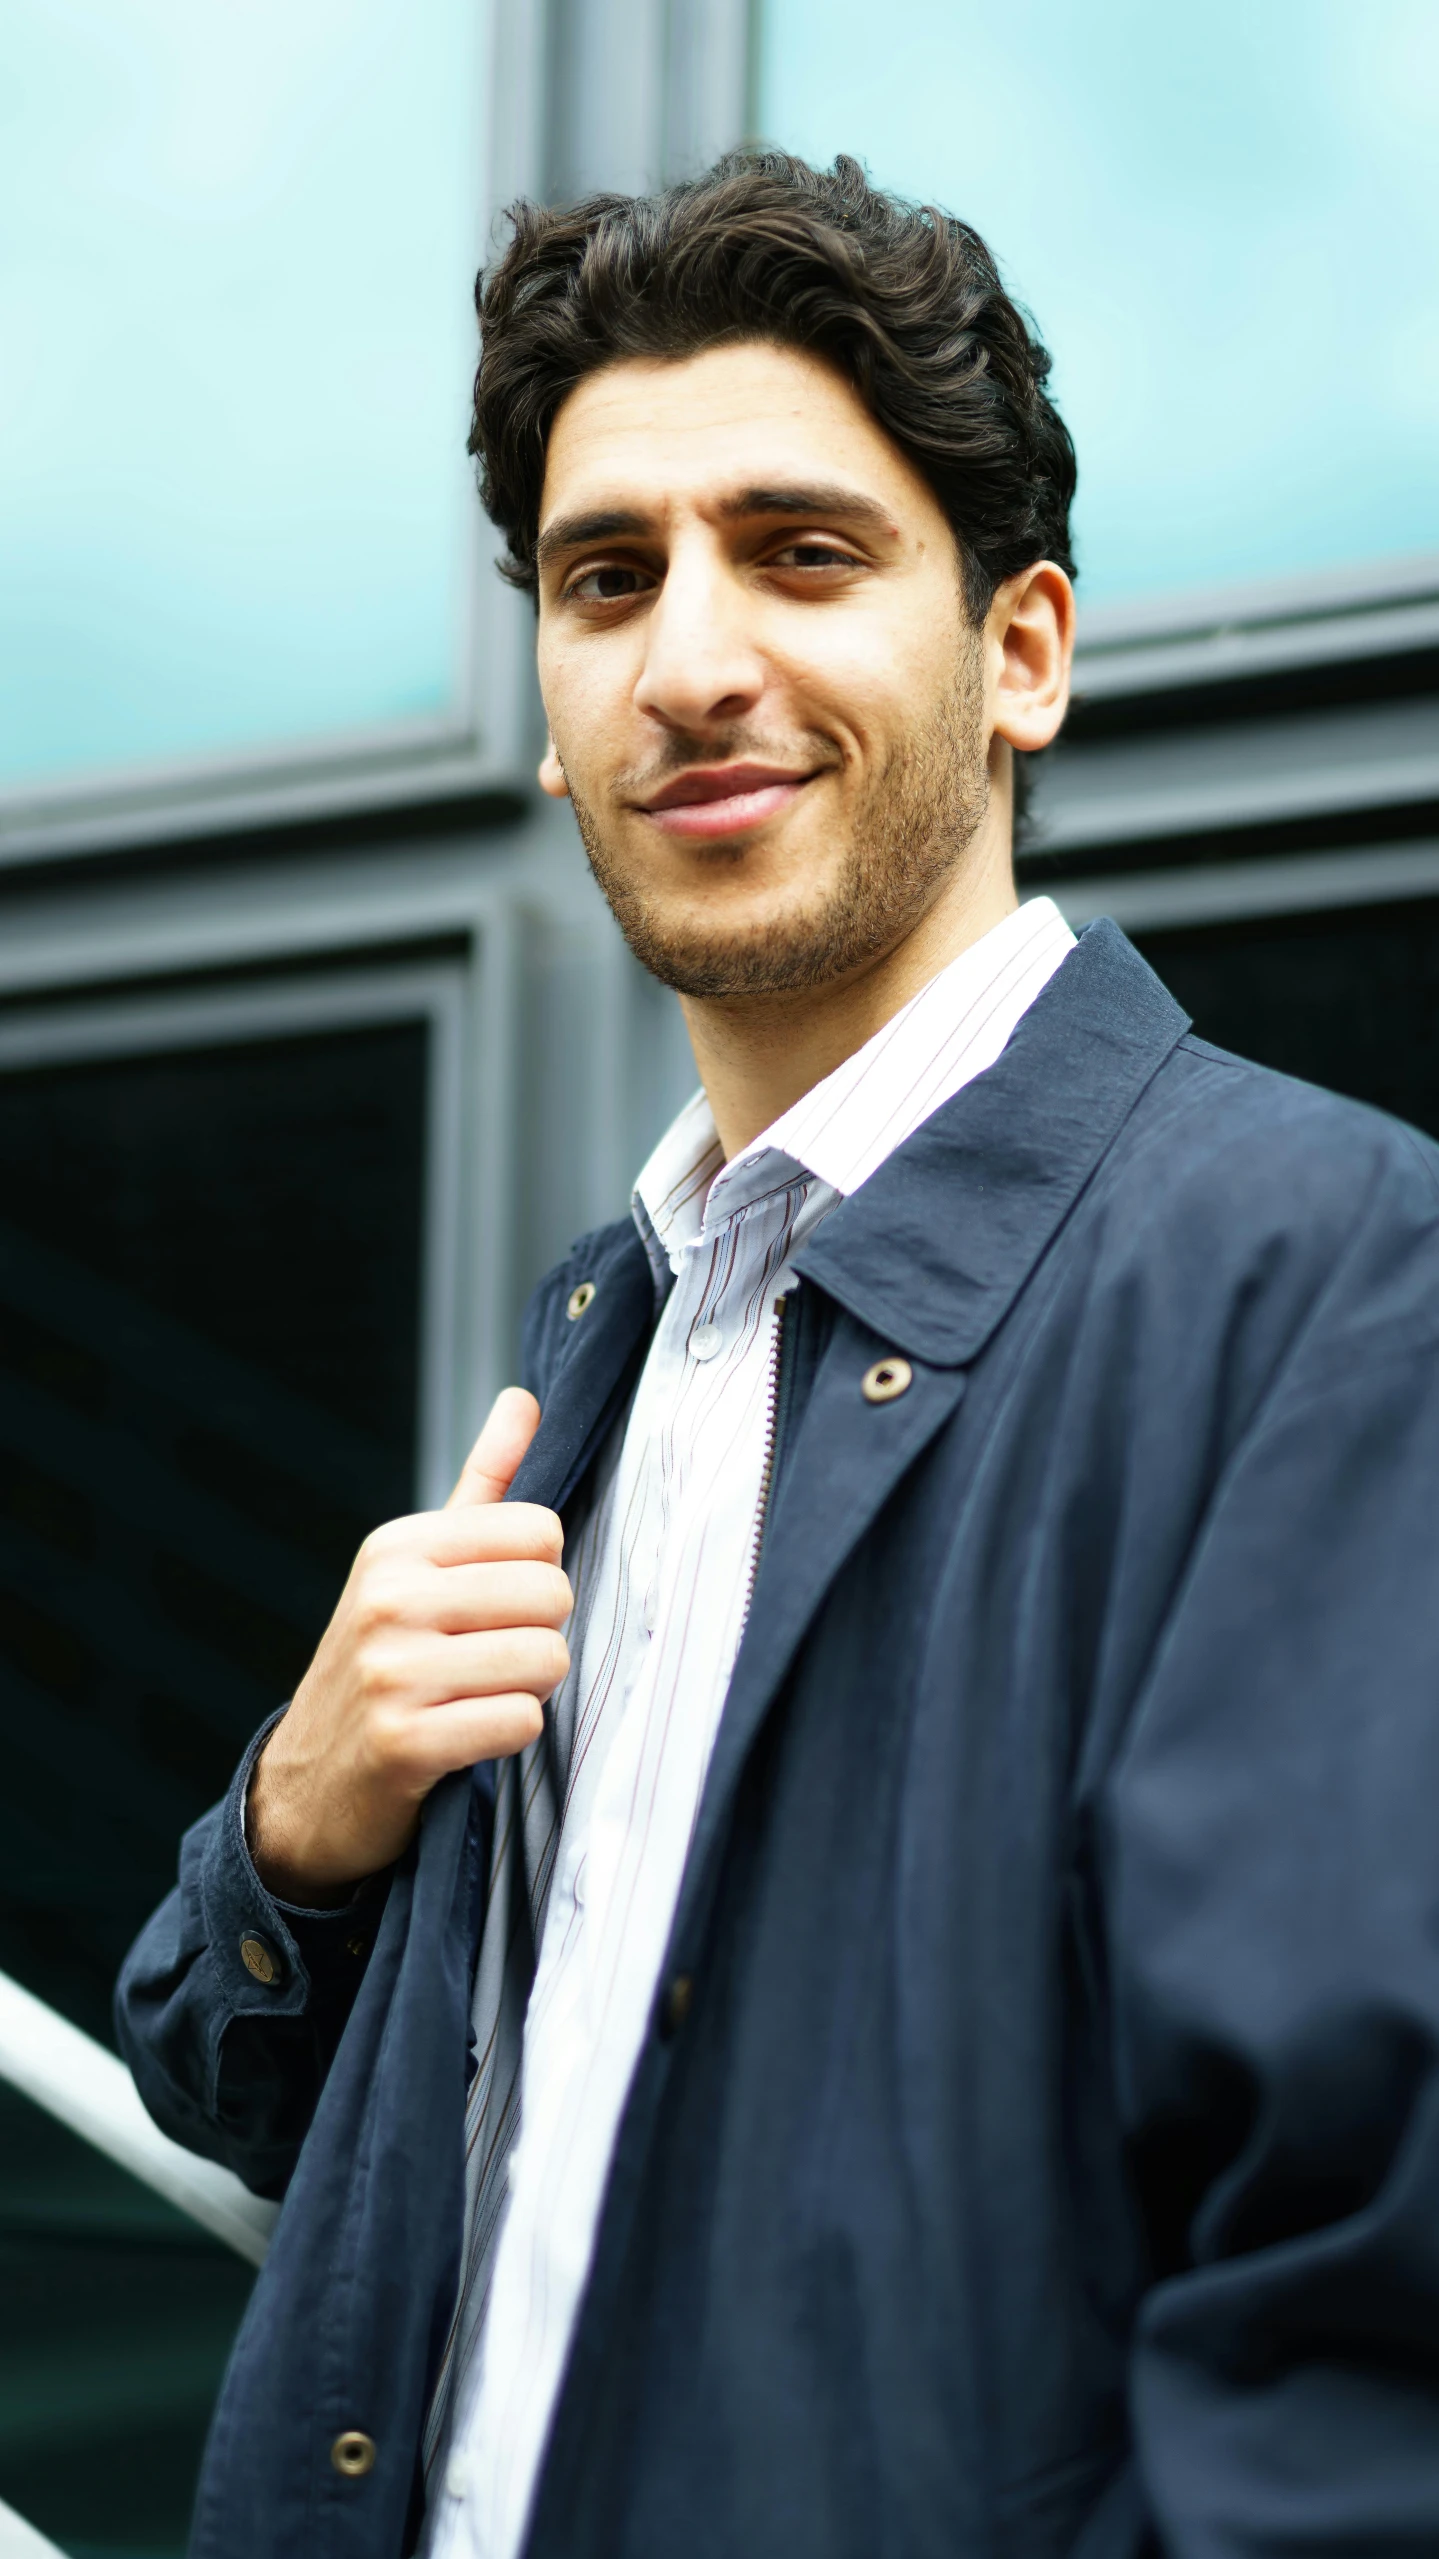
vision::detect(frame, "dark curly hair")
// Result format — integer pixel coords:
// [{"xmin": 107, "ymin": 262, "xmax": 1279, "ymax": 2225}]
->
[{"xmin": 469, "ymin": 150, "xmax": 1076, "ymax": 622}]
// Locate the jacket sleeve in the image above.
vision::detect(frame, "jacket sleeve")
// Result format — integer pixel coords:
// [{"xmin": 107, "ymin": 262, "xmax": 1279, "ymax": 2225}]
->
[
  {"xmin": 113, "ymin": 1251, "xmax": 589, "ymax": 2195},
  {"xmin": 1100, "ymin": 1156, "xmax": 1439, "ymax": 2552},
  {"xmin": 115, "ymin": 1714, "xmax": 391, "ymax": 2198}
]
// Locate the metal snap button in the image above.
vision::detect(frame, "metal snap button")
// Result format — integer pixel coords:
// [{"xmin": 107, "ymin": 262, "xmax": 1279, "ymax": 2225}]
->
[
  {"xmin": 331, "ymin": 2430, "xmax": 376, "ymax": 2478},
  {"xmin": 238, "ymin": 1932, "xmax": 284, "ymax": 1987},
  {"xmin": 566, "ymin": 1280, "xmax": 596, "ymax": 1320},
  {"xmin": 861, "ymin": 1356, "xmax": 913, "ymax": 1405}
]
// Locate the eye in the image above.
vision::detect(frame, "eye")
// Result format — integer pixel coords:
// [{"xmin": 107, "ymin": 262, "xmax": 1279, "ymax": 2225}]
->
[
  {"xmin": 565, "ymin": 564, "xmax": 651, "ymax": 603},
  {"xmin": 770, "ymin": 539, "xmax": 859, "ymax": 572}
]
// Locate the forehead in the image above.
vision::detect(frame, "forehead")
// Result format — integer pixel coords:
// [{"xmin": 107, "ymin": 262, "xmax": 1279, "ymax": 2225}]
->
[{"xmin": 538, "ymin": 340, "xmax": 939, "ymax": 532}]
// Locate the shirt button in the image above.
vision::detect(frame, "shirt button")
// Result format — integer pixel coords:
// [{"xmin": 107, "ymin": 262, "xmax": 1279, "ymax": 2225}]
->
[
  {"xmin": 445, "ymin": 2450, "xmax": 470, "ymax": 2499},
  {"xmin": 657, "ymin": 1973, "xmax": 694, "ymax": 2041},
  {"xmin": 688, "ymin": 1324, "xmax": 722, "ymax": 1361}
]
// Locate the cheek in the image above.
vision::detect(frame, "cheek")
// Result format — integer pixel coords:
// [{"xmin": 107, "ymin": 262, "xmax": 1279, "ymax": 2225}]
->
[
  {"xmin": 538, "ymin": 639, "xmax": 634, "ymax": 781},
  {"xmin": 772, "ymin": 588, "xmax": 961, "ymax": 758}
]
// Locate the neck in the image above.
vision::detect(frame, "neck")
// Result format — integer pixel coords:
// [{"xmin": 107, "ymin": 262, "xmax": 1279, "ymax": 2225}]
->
[{"xmin": 680, "ymin": 813, "xmax": 1017, "ymax": 1161}]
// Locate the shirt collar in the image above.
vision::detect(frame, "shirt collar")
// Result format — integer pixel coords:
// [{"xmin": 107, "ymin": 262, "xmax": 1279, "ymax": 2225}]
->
[{"xmin": 633, "ymin": 899, "xmax": 1075, "ymax": 1282}]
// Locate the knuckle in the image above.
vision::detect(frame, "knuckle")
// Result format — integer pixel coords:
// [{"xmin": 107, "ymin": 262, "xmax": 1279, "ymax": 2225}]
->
[
  {"xmin": 351, "ymin": 1585, "xmax": 398, "ymax": 1644},
  {"xmin": 361, "ymin": 1700, "xmax": 409, "ymax": 1766},
  {"xmin": 354, "ymin": 1640, "xmax": 407, "ymax": 1708}
]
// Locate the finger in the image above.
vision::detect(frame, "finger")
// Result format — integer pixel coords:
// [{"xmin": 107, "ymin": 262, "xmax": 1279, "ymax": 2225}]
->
[
  {"xmin": 412, "ymin": 1625, "xmax": 570, "ymax": 1704},
  {"xmin": 424, "ymin": 1503, "xmax": 564, "ymax": 1567},
  {"xmin": 423, "ymin": 1561, "xmax": 573, "ymax": 1636},
  {"xmin": 402, "ymin": 1692, "xmax": 549, "ymax": 1778},
  {"xmin": 446, "ymin": 1388, "xmax": 542, "ymax": 1511}
]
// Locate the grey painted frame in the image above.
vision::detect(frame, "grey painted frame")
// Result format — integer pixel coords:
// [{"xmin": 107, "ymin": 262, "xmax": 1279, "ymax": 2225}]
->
[{"xmin": 1071, "ymin": 554, "xmax": 1439, "ymax": 702}]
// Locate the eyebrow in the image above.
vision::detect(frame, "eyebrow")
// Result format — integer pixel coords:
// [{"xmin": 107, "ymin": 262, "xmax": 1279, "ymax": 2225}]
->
[{"xmin": 535, "ymin": 482, "xmax": 896, "ymax": 571}]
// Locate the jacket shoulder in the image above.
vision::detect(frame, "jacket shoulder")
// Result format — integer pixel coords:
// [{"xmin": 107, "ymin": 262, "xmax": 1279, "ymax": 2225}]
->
[
  {"xmin": 1100, "ymin": 1030, "xmax": 1439, "ymax": 1367},
  {"xmin": 520, "ymin": 1215, "xmax": 645, "ymax": 1400},
  {"xmin": 1153, "ymin": 1031, "xmax": 1439, "ymax": 1209}
]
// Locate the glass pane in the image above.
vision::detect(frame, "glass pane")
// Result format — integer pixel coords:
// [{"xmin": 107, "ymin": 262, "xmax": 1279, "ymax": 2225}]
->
[
  {"xmin": 0, "ymin": 0, "xmax": 482, "ymax": 793},
  {"xmin": 0, "ymin": 1018, "xmax": 426, "ymax": 2038},
  {"xmin": 757, "ymin": 0, "xmax": 1439, "ymax": 606},
  {"xmin": 0, "ymin": 1015, "xmax": 427, "ymax": 2554},
  {"xmin": 1135, "ymin": 897, "xmax": 1439, "ymax": 1137}
]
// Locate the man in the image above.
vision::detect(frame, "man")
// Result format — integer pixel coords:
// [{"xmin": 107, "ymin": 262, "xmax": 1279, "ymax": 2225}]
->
[{"xmin": 119, "ymin": 153, "xmax": 1439, "ymax": 2559}]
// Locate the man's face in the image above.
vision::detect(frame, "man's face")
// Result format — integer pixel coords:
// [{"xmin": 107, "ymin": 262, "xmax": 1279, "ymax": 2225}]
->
[{"xmin": 534, "ymin": 341, "xmax": 994, "ymax": 999}]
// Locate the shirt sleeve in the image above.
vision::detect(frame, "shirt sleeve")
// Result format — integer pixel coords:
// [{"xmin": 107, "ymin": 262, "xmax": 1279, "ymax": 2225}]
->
[{"xmin": 1101, "ymin": 1223, "xmax": 1439, "ymax": 2552}]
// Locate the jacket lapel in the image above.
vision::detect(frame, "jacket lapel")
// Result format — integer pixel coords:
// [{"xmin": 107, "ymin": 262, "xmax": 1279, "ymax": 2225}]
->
[
  {"xmin": 507, "ymin": 1221, "xmax": 658, "ymax": 1515},
  {"xmin": 683, "ymin": 1314, "xmax": 968, "ymax": 1903},
  {"xmin": 672, "ymin": 921, "xmax": 1191, "ymax": 1931}
]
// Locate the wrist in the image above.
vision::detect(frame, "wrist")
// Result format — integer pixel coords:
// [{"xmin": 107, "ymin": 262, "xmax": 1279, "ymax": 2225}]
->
[{"xmin": 245, "ymin": 1733, "xmax": 356, "ymax": 1910}]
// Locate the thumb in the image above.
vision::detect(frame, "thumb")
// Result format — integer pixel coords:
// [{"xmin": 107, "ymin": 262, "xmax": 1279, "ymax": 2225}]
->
[{"xmin": 445, "ymin": 1387, "xmax": 542, "ymax": 1509}]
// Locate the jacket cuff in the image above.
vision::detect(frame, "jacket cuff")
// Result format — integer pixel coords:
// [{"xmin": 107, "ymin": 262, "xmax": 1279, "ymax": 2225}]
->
[{"xmin": 197, "ymin": 1711, "xmax": 392, "ymax": 2022}]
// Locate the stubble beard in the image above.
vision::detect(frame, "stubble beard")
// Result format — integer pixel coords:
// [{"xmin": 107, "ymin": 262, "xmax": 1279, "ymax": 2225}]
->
[{"xmin": 564, "ymin": 651, "xmax": 991, "ymax": 1000}]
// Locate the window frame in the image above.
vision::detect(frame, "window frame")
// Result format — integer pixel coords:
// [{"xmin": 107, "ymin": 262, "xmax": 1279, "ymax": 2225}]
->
[
  {"xmin": 0, "ymin": 841, "xmax": 543, "ymax": 1494},
  {"xmin": 0, "ymin": 0, "xmax": 550, "ymax": 877}
]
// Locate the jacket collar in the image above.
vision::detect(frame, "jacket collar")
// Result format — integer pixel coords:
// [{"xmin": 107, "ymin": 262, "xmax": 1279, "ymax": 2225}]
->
[{"xmin": 792, "ymin": 920, "xmax": 1190, "ymax": 1367}]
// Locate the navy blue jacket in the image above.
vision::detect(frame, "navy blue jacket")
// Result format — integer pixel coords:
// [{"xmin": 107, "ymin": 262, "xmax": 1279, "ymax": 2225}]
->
[{"xmin": 118, "ymin": 922, "xmax": 1439, "ymax": 2558}]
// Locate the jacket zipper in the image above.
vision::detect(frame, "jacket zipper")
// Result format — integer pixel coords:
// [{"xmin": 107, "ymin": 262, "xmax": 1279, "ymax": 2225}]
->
[{"xmin": 740, "ymin": 1289, "xmax": 792, "ymax": 1635}]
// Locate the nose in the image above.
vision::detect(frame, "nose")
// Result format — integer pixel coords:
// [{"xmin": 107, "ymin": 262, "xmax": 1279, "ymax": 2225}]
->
[{"xmin": 632, "ymin": 533, "xmax": 766, "ymax": 733}]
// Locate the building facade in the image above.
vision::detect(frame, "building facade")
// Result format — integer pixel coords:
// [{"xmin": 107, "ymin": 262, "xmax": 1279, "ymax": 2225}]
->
[{"xmin": 0, "ymin": 3, "xmax": 1435, "ymax": 2547}]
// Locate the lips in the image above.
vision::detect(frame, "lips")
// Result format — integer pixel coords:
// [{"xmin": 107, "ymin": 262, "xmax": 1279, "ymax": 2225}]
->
[{"xmin": 637, "ymin": 762, "xmax": 816, "ymax": 839}]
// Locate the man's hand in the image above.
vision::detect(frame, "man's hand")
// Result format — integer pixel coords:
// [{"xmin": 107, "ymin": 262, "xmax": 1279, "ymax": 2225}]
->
[{"xmin": 247, "ymin": 1388, "xmax": 570, "ymax": 1904}]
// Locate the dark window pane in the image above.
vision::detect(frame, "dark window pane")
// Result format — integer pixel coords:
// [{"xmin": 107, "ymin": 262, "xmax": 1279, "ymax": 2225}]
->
[
  {"xmin": 0, "ymin": 1015, "xmax": 427, "ymax": 2556},
  {"xmin": 1133, "ymin": 897, "xmax": 1439, "ymax": 1144}
]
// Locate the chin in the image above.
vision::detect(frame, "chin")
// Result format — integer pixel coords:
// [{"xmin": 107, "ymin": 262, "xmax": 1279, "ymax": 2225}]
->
[{"xmin": 610, "ymin": 893, "xmax": 890, "ymax": 1001}]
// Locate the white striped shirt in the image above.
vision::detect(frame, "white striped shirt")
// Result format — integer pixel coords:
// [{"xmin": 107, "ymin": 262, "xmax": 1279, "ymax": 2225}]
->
[{"xmin": 427, "ymin": 895, "xmax": 1075, "ymax": 2559}]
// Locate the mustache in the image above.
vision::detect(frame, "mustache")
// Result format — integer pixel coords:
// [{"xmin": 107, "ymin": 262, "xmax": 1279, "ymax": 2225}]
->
[{"xmin": 611, "ymin": 728, "xmax": 840, "ymax": 799}]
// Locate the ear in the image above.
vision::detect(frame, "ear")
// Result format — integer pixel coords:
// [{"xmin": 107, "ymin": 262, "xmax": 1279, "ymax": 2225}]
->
[
  {"xmin": 987, "ymin": 562, "xmax": 1076, "ymax": 756},
  {"xmin": 538, "ymin": 732, "xmax": 570, "ymax": 799}
]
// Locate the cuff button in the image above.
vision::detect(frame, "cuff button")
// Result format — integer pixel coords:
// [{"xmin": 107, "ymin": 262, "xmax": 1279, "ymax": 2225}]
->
[{"xmin": 238, "ymin": 1932, "xmax": 284, "ymax": 1988}]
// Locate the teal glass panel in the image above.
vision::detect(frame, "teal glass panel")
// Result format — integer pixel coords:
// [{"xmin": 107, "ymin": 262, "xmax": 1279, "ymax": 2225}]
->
[
  {"xmin": 757, "ymin": 0, "xmax": 1439, "ymax": 605},
  {"xmin": 0, "ymin": 0, "xmax": 482, "ymax": 793}
]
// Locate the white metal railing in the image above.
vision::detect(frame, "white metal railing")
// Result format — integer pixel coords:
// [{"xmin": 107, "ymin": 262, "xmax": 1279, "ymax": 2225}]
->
[
  {"xmin": 0, "ymin": 2493, "xmax": 67, "ymax": 2558},
  {"xmin": 0, "ymin": 1966, "xmax": 276, "ymax": 2555},
  {"xmin": 0, "ymin": 1966, "xmax": 276, "ymax": 2265}
]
